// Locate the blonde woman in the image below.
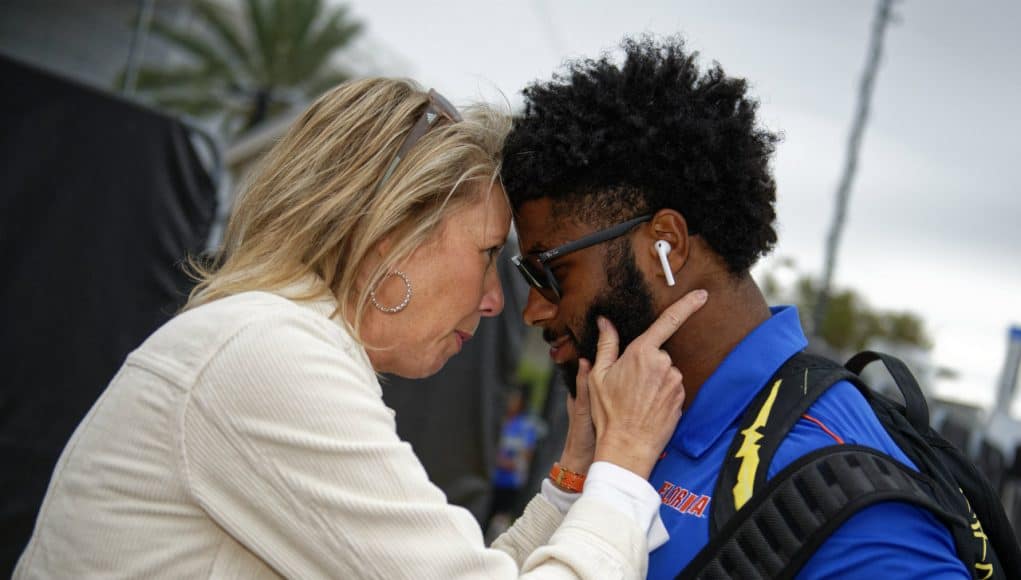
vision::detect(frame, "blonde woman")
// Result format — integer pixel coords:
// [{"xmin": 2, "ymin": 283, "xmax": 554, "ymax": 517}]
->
[{"xmin": 15, "ymin": 79, "xmax": 703, "ymax": 579}]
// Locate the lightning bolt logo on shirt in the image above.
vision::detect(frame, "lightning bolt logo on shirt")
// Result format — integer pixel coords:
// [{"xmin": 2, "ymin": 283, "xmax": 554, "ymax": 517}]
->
[{"xmin": 733, "ymin": 378, "xmax": 783, "ymax": 510}]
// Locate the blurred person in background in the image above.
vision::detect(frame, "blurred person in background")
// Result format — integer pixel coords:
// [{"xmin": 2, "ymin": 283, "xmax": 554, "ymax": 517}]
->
[
  {"xmin": 487, "ymin": 383, "xmax": 541, "ymax": 534},
  {"xmin": 14, "ymin": 77, "xmax": 707, "ymax": 579},
  {"xmin": 503, "ymin": 37, "xmax": 968, "ymax": 579}
]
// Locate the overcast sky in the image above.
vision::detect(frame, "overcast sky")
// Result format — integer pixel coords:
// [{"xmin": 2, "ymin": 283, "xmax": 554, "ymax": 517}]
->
[{"xmin": 343, "ymin": 0, "xmax": 1021, "ymax": 411}]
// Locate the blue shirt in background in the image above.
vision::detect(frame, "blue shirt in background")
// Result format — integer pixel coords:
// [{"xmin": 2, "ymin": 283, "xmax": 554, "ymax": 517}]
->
[
  {"xmin": 492, "ymin": 414, "xmax": 538, "ymax": 490},
  {"xmin": 647, "ymin": 306, "xmax": 967, "ymax": 579}
]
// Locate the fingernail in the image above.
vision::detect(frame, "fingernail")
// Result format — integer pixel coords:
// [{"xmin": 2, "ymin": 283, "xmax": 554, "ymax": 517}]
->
[
  {"xmin": 597, "ymin": 316, "xmax": 608, "ymax": 331},
  {"xmin": 695, "ymin": 289, "xmax": 708, "ymax": 303}
]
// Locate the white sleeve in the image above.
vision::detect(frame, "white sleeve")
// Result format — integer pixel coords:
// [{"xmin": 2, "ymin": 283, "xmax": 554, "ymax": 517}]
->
[
  {"xmin": 581, "ymin": 462, "xmax": 670, "ymax": 550},
  {"xmin": 540, "ymin": 463, "xmax": 669, "ymax": 550},
  {"xmin": 181, "ymin": 312, "xmax": 653, "ymax": 579},
  {"xmin": 541, "ymin": 478, "xmax": 581, "ymax": 513}
]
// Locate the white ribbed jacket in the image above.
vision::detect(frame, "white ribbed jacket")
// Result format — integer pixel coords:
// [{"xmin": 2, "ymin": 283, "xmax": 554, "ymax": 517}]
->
[{"xmin": 15, "ymin": 290, "xmax": 651, "ymax": 579}]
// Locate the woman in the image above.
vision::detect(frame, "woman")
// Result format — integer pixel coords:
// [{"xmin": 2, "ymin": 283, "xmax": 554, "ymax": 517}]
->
[{"xmin": 15, "ymin": 79, "xmax": 701, "ymax": 579}]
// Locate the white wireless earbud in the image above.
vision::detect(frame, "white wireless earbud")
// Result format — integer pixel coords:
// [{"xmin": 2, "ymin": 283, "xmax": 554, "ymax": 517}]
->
[{"xmin": 654, "ymin": 240, "xmax": 676, "ymax": 286}]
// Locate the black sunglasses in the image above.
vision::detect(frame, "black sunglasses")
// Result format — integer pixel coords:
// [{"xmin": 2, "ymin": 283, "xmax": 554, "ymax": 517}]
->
[{"xmin": 512, "ymin": 214, "xmax": 653, "ymax": 303}]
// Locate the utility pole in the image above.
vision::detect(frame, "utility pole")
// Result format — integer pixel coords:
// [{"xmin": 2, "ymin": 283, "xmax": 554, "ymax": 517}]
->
[{"xmin": 813, "ymin": 0, "xmax": 898, "ymax": 337}]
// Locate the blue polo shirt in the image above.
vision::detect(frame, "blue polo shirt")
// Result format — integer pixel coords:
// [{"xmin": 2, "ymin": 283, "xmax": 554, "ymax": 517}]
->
[{"xmin": 647, "ymin": 306, "xmax": 967, "ymax": 579}]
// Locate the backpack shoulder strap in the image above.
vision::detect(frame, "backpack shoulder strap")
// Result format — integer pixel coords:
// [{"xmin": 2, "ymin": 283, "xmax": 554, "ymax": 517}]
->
[
  {"xmin": 845, "ymin": 350, "xmax": 930, "ymax": 432},
  {"xmin": 679, "ymin": 446, "xmax": 968, "ymax": 580},
  {"xmin": 710, "ymin": 351, "xmax": 861, "ymax": 535}
]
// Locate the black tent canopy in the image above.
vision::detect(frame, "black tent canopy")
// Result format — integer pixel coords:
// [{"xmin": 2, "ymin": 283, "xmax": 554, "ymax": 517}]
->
[{"xmin": 0, "ymin": 54, "xmax": 219, "ymax": 573}]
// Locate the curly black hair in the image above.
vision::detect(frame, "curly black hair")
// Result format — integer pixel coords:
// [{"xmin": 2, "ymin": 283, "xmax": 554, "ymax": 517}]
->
[{"xmin": 503, "ymin": 36, "xmax": 781, "ymax": 274}]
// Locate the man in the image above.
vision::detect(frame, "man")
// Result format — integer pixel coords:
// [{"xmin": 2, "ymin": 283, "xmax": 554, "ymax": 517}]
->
[{"xmin": 503, "ymin": 37, "xmax": 967, "ymax": 578}]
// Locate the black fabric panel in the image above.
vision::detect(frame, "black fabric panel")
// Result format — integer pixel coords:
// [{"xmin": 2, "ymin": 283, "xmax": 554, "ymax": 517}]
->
[{"xmin": 0, "ymin": 54, "xmax": 216, "ymax": 573}]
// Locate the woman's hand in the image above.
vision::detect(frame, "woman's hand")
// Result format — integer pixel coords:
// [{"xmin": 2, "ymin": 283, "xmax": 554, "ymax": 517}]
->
[
  {"xmin": 582, "ymin": 289, "xmax": 708, "ymax": 479},
  {"xmin": 557, "ymin": 359, "xmax": 596, "ymax": 474}
]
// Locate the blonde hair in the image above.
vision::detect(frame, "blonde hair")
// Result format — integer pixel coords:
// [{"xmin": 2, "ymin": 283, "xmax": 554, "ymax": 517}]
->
[{"xmin": 184, "ymin": 78, "xmax": 511, "ymax": 343}]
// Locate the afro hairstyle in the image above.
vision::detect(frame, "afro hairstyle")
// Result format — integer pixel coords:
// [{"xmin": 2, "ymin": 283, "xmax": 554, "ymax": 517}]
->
[{"xmin": 502, "ymin": 36, "xmax": 781, "ymax": 274}]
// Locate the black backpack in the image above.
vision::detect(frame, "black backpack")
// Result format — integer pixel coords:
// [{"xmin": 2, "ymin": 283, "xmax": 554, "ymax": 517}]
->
[{"xmin": 677, "ymin": 350, "xmax": 1021, "ymax": 580}]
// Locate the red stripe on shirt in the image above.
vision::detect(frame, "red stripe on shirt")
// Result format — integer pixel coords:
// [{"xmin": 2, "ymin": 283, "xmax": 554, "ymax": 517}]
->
[{"xmin": 801, "ymin": 413, "xmax": 845, "ymax": 445}]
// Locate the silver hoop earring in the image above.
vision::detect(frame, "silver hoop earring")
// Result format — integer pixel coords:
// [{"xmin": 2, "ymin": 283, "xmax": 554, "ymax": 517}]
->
[{"xmin": 370, "ymin": 270, "xmax": 412, "ymax": 313}]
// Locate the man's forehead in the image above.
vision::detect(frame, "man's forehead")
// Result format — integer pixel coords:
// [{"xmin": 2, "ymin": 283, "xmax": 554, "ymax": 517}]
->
[{"xmin": 513, "ymin": 198, "xmax": 585, "ymax": 253}]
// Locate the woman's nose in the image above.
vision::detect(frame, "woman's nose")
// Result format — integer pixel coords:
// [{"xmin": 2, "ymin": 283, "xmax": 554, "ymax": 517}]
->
[{"xmin": 479, "ymin": 267, "xmax": 505, "ymax": 317}]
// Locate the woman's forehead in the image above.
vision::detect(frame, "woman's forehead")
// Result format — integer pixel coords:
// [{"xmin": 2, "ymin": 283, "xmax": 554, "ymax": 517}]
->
[{"xmin": 443, "ymin": 189, "xmax": 511, "ymax": 243}]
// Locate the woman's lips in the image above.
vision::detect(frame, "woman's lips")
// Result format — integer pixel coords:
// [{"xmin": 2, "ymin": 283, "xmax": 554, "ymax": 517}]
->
[
  {"xmin": 548, "ymin": 335, "xmax": 576, "ymax": 364},
  {"xmin": 454, "ymin": 330, "xmax": 473, "ymax": 351}
]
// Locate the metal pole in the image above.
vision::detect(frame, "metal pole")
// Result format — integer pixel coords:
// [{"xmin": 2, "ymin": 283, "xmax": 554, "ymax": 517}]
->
[{"xmin": 813, "ymin": 0, "xmax": 897, "ymax": 337}]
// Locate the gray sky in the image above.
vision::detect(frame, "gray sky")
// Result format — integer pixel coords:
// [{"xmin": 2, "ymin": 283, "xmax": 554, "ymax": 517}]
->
[{"xmin": 344, "ymin": 0, "xmax": 1021, "ymax": 410}]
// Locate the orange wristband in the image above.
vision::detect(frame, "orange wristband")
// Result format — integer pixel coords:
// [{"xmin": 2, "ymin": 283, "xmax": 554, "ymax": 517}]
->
[{"xmin": 548, "ymin": 462, "xmax": 586, "ymax": 493}]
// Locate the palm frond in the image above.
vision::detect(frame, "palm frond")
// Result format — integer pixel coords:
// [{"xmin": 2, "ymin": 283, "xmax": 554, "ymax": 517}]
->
[
  {"xmin": 289, "ymin": 0, "xmax": 321, "ymax": 49},
  {"xmin": 246, "ymin": 0, "xmax": 276, "ymax": 83},
  {"xmin": 149, "ymin": 19, "xmax": 235, "ymax": 79},
  {"xmin": 274, "ymin": 0, "xmax": 321, "ymax": 84},
  {"xmin": 291, "ymin": 5, "xmax": 362, "ymax": 83},
  {"xmin": 192, "ymin": 0, "xmax": 256, "ymax": 78},
  {"xmin": 132, "ymin": 64, "xmax": 223, "ymax": 90},
  {"xmin": 269, "ymin": 0, "xmax": 288, "ymax": 81}
]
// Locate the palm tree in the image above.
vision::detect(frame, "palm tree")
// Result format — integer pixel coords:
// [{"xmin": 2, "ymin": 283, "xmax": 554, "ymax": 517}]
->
[{"xmin": 127, "ymin": 0, "xmax": 362, "ymax": 136}]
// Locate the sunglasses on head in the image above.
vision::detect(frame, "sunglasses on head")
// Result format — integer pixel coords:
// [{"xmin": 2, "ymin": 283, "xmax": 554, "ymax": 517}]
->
[
  {"xmin": 512, "ymin": 214, "xmax": 653, "ymax": 303},
  {"xmin": 375, "ymin": 88, "xmax": 463, "ymax": 193}
]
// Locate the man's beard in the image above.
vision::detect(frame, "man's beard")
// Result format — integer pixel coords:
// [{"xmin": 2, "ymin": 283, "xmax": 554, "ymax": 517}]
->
[{"xmin": 560, "ymin": 241, "xmax": 658, "ymax": 397}]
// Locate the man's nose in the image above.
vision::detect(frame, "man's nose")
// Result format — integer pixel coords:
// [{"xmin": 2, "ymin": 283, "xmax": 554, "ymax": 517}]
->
[{"xmin": 521, "ymin": 287, "xmax": 557, "ymax": 326}]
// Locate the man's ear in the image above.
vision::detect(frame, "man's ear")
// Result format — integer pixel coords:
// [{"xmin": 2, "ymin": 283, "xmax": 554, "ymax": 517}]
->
[{"xmin": 644, "ymin": 209, "xmax": 690, "ymax": 285}]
